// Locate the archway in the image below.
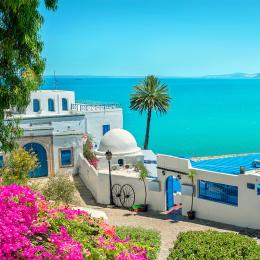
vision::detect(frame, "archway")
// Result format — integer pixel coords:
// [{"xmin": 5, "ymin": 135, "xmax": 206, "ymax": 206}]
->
[
  {"xmin": 166, "ymin": 176, "xmax": 181, "ymax": 210},
  {"xmin": 23, "ymin": 143, "xmax": 48, "ymax": 177}
]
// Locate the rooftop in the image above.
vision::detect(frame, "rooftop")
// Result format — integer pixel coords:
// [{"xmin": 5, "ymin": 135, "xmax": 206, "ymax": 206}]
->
[{"xmin": 191, "ymin": 153, "xmax": 260, "ymax": 175}]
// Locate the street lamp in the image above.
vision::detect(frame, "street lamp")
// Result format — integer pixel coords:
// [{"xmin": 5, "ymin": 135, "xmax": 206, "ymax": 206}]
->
[{"xmin": 105, "ymin": 150, "xmax": 113, "ymax": 205}]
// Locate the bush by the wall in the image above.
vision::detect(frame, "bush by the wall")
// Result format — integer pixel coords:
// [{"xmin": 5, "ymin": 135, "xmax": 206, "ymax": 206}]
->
[
  {"xmin": 42, "ymin": 176, "xmax": 75, "ymax": 205},
  {"xmin": 83, "ymin": 136, "xmax": 98, "ymax": 168},
  {"xmin": 116, "ymin": 226, "xmax": 161, "ymax": 260},
  {"xmin": 168, "ymin": 230, "xmax": 260, "ymax": 259},
  {"xmin": 0, "ymin": 148, "xmax": 38, "ymax": 185}
]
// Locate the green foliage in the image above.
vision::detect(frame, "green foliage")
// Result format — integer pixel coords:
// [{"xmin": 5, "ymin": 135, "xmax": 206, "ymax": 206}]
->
[
  {"xmin": 188, "ymin": 169, "xmax": 196, "ymax": 212},
  {"xmin": 42, "ymin": 176, "xmax": 75, "ymax": 205},
  {"xmin": 0, "ymin": 0, "xmax": 57, "ymax": 152},
  {"xmin": 130, "ymin": 75, "xmax": 171, "ymax": 114},
  {"xmin": 116, "ymin": 226, "xmax": 161, "ymax": 260},
  {"xmin": 188, "ymin": 169, "xmax": 196, "ymax": 185},
  {"xmin": 0, "ymin": 148, "xmax": 38, "ymax": 185},
  {"xmin": 130, "ymin": 75, "xmax": 171, "ymax": 149},
  {"xmin": 135, "ymin": 161, "xmax": 149, "ymax": 180},
  {"xmin": 135, "ymin": 162, "xmax": 149, "ymax": 205},
  {"xmin": 83, "ymin": 136, "xmax": 98, "ymax": 168},
  {"xmin": 168, "ymin": 231, "xmax": 260, "ymax": 260}
]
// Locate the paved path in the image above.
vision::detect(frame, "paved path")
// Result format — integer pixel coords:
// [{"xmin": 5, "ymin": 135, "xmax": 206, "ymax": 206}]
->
[{"xmin": 73, "ymin": 175, "xmax": 260, "ymax": 260}]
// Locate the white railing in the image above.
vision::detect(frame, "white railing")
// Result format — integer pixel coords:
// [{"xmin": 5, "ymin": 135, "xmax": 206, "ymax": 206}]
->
[{"xmin": 71, "ymin": 103, "xmax": 121, "ymax": 112}]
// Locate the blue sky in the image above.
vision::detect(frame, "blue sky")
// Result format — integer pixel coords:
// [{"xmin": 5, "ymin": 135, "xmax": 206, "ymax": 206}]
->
[{"xmin": 40, "ymin": 0, "xmax": 260, "ymax": 76}]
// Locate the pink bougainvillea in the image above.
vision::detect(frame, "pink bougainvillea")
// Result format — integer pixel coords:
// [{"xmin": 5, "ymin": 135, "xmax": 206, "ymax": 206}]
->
[{"xmin": 0, "ymin": 184, "xmax": 148, "ymax": 259}]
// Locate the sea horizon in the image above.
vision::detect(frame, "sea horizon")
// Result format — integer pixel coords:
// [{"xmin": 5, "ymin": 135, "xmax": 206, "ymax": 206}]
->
[{"xmin": 42, "ymin": 76, "xmax": 260, "ymax": 158}]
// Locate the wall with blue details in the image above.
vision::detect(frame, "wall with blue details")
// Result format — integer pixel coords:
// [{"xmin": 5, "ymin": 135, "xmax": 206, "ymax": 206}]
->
[{"xmin": 24, "ymin": 143, "xmax": 48, "ymax": 177}]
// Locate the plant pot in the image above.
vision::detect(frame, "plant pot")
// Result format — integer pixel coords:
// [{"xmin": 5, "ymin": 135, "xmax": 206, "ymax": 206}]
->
[
  {"xmin": 187, "ymin": 210, "xmax": 196, "ymax": 220},
  {"xmin": 132, "ymin": 204, "xmax": 148, "ymax": 212}
]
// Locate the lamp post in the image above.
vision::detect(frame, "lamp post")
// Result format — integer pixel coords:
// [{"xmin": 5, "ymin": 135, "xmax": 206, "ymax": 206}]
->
[{"xmin": 105, "ymin": 150, "xmax": 113, "ymax": 205}]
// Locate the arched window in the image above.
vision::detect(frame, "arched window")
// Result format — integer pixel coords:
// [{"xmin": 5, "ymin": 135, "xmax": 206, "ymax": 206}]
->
[
  {"xmin": 62, "ymin": 98, "xmax": 68, "ymax": 111},
  {"xmin": 48, "ymin": 98, "xmax": 55, "ymax": 112},
  {"xmin": 33, "ymin": 99, "xmax": 40, "ymax": 112}
]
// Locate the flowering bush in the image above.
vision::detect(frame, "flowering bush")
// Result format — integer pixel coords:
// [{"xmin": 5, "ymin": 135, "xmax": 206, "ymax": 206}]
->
[
  {"xmin": 83, "ymin": 135, "xmax": 98, "ymax": 168},
  {"xmin": 0, "ymin": 184, "xmax": 148, "ymax": 259}
]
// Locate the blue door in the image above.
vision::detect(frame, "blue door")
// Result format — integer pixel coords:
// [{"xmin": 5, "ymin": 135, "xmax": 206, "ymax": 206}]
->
[
  {"xmin": 166, "ymin": 176, "xmax": 181, "ymax": 210},
  {"xmin": 24, "ymin": 143, "xmax": 48, "ymax": 178},
  {"xmin": 166, "ymin": 176, "xmax": 174, "ymax": 209}
]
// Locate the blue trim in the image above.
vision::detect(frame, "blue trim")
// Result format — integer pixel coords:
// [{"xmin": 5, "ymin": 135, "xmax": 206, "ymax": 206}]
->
[
  {"xmin": 102, "ymin": 124, "xmax": 110, "ymax": 135},
  {"xmin": 198, "ymin": 180, "xmax": 238, "ymax": 206},
  {"xmin": 257, "ymin": 184, "xmax": 260, "ymax": 195},
  {"xmin": 48, "ymin": 98, "xmax": 55, "ymax": 112},
  {"xmin": 191, "ymin": 153, "xmax": 260, "ymax": 175},
  {"xmin": 166, "ymin": 176, "xmax": 174, "ymax": 209},
  {"xmin": 144, "ymin": 160, "xmax": 157, "ymax": 164},
  {"xmin": 62, "ymin": 98, "xmax": 68, "ymax": 111},
  {"xmin": 0, "ymin": 155, "xmax": 3, "ymax": 168},
  {"xmin": 23, "ymin": 143, "xmax": 48, "ymax": 177},
  {"xmin": 61, "ymin": 149, "xmax": 72, "ymax": 166},
  {"xmin": 33, "ymin": 99, "xmax": 40, "ymax": 112},
  {"xmin": 247, "ymin": 183, "xmax": 255, "ymax": 190}
]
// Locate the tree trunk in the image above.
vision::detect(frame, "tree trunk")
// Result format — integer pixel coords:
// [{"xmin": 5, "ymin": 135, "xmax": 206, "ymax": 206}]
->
[
  {"xmin": 191, "ymin": 177, "xmax": 194, "ymax": 211},
  {"xmin": 144, "ymin": 109, "xmax": 152, "ymax": 150},
  {"xmin": 143, "ymin": 180, "xmax": 147, "ymax": 205}
]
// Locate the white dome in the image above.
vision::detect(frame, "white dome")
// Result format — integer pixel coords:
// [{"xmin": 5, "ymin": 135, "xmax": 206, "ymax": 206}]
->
[{"xmin": 96, "ymin": 128, "xmax": 141, "ymax": 155}]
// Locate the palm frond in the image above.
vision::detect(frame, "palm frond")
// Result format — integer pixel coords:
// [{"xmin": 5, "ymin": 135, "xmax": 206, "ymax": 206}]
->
[{"xmin": 130, "ymin": 75, "xmax": 171, "ymax": 114}]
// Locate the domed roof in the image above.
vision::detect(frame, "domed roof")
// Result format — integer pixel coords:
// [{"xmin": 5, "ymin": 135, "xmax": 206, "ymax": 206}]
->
[{"xmin": 96, "ymin": 128, "xmax": 141, "ymax": 155}]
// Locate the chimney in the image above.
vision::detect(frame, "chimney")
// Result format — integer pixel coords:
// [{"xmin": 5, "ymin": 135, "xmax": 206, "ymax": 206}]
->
[{"xmin": 240, "ymin": 166, "xmax": 245, "ymax": 174}]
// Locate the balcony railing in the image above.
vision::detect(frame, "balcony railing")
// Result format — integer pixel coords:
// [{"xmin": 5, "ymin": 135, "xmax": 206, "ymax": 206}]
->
[{"xmin": 71, "ymin": 103, "xmax": 121, "ymax": 112}]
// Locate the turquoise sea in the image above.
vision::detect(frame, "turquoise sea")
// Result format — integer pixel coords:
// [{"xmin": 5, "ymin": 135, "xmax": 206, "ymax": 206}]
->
[{"xmin": 42, "ymin": 76, "xmax": 260, "ymax": 157}]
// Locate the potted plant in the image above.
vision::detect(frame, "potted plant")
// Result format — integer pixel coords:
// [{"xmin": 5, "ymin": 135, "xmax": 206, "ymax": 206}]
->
[
  {"xmin": 132, "ymin": 162, "xmax": 149, "ymax": 212},
  {"xmin": 187, "ymin": 170, "xmax": 196, "ymax": 220}
]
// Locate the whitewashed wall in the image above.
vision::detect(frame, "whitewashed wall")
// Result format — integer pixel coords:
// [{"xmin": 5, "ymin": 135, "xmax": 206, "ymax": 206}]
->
[
  {"xmin": 20, "ymin": 114, "xmax": 85, "ymax": 134},
  {"xmin": 78, "ymin": 153, "xmax": 163, "ymax": 210},
  {"xmin": 53, "ymin": 134, "xmax": 83, "ymax": 175},
  {"xmin": 85, "ymin": 109, "xmax": 123, "ymax": 147},
  {"xmin": 24, "ymin": 90, "xmax": 75, "ymax": 115}
]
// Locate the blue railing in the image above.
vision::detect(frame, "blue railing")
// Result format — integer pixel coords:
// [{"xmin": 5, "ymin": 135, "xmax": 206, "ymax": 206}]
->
[{"xmin": 71, "ymin": 103, "xmax": 121, "ymax": 112}]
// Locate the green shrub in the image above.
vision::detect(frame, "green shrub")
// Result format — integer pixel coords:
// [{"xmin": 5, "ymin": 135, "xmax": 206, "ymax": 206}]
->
[
  {"xmin": 168, "ymin": 230, "xmax": 260, "ymax": 260},
  {"xmin": 116, "ymin": 226, "xmax": 161, "ymax": 260},
  {"xmin": 0, "ymin": 148, "xmax": 38, "ymax": 185},
  {"xmin": 42, "ymin": 176, "xmax": 75, "ymax": 205}
]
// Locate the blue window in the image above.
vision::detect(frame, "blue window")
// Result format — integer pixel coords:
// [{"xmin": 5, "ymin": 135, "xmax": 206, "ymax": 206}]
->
[
  {"xmin": 48, "ymin": 98, "xmax": 55, "ymax": 112},
  {"xmin": 247, "ymin": 183, "xmax": 255, "ymax": 190},
  {"xmin": 0, "ymin": 155, "xmax": 3, "ymax": 168},
  {"xmin": 62, "ymin": 98, "xmax": 68, "ymax": 111},
  {"xmin": 118, "ymin": 159, "xmax": 124, "ymax": 166},
  {"xmin": 103, "ymin": 124, "xmax": 110, "ymax": 135},
  {"xmin": 257, "ymin": 184, "xmax": 260, "ymax": 195},
  {"xmin": 60, "ymin": 149, "xmax": 73, "ymax": 166},
  {"xmin": 33, "ymin": 99, "xmax": 40, "ymax": 112},
  {"xmin": 198, "ymin": 180, "xmax": 238, "ymax": 206}
]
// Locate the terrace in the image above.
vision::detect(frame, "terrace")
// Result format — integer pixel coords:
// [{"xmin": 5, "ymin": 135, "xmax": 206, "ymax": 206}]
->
[{"xmin": 71, "ymin": 102, "xmax": 121, "ymax": 112}]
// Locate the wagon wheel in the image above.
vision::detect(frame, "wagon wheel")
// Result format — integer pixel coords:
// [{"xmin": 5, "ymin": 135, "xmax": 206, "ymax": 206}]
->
[
  {"xmin": 112, "ymin": 184, "xmax": 122, "ymax": 207},
  {"xmin": 120, "ymin": 184, "xmax": 135, "ymax": 208}
]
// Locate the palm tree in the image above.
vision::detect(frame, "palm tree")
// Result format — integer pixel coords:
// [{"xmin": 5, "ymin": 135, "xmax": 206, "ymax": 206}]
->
[{"xmin": 130, "ymin": 75, "xmax": 171, "ymax": 149}]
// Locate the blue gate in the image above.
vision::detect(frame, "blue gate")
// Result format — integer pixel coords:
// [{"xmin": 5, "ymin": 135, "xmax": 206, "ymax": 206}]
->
[
  {"xmin": 23, "ymin": 143, "xmax": 48, "ymax": 178},
  {"xmin": 166, "ymin": 176, "xmax": 181, "ymax": 210}
]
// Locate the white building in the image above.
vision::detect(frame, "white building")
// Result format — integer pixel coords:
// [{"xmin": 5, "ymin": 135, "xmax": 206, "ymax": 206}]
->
[
  {"xmin": 3, "ymin": 90, "xmax": 123, "ymax": 177},
  {"xmin": 155, "ymin": 154, "xmax": 260, "ymax": 230}
]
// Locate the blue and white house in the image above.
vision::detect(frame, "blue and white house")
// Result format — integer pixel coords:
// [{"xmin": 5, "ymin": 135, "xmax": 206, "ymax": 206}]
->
[
  {"xmin": 156, "ymin": 154, "xmax": 260, "ymax": 229},
  {"xmin": 3, "ymin": 90, "xmax": 123, "ymax": 177}
]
